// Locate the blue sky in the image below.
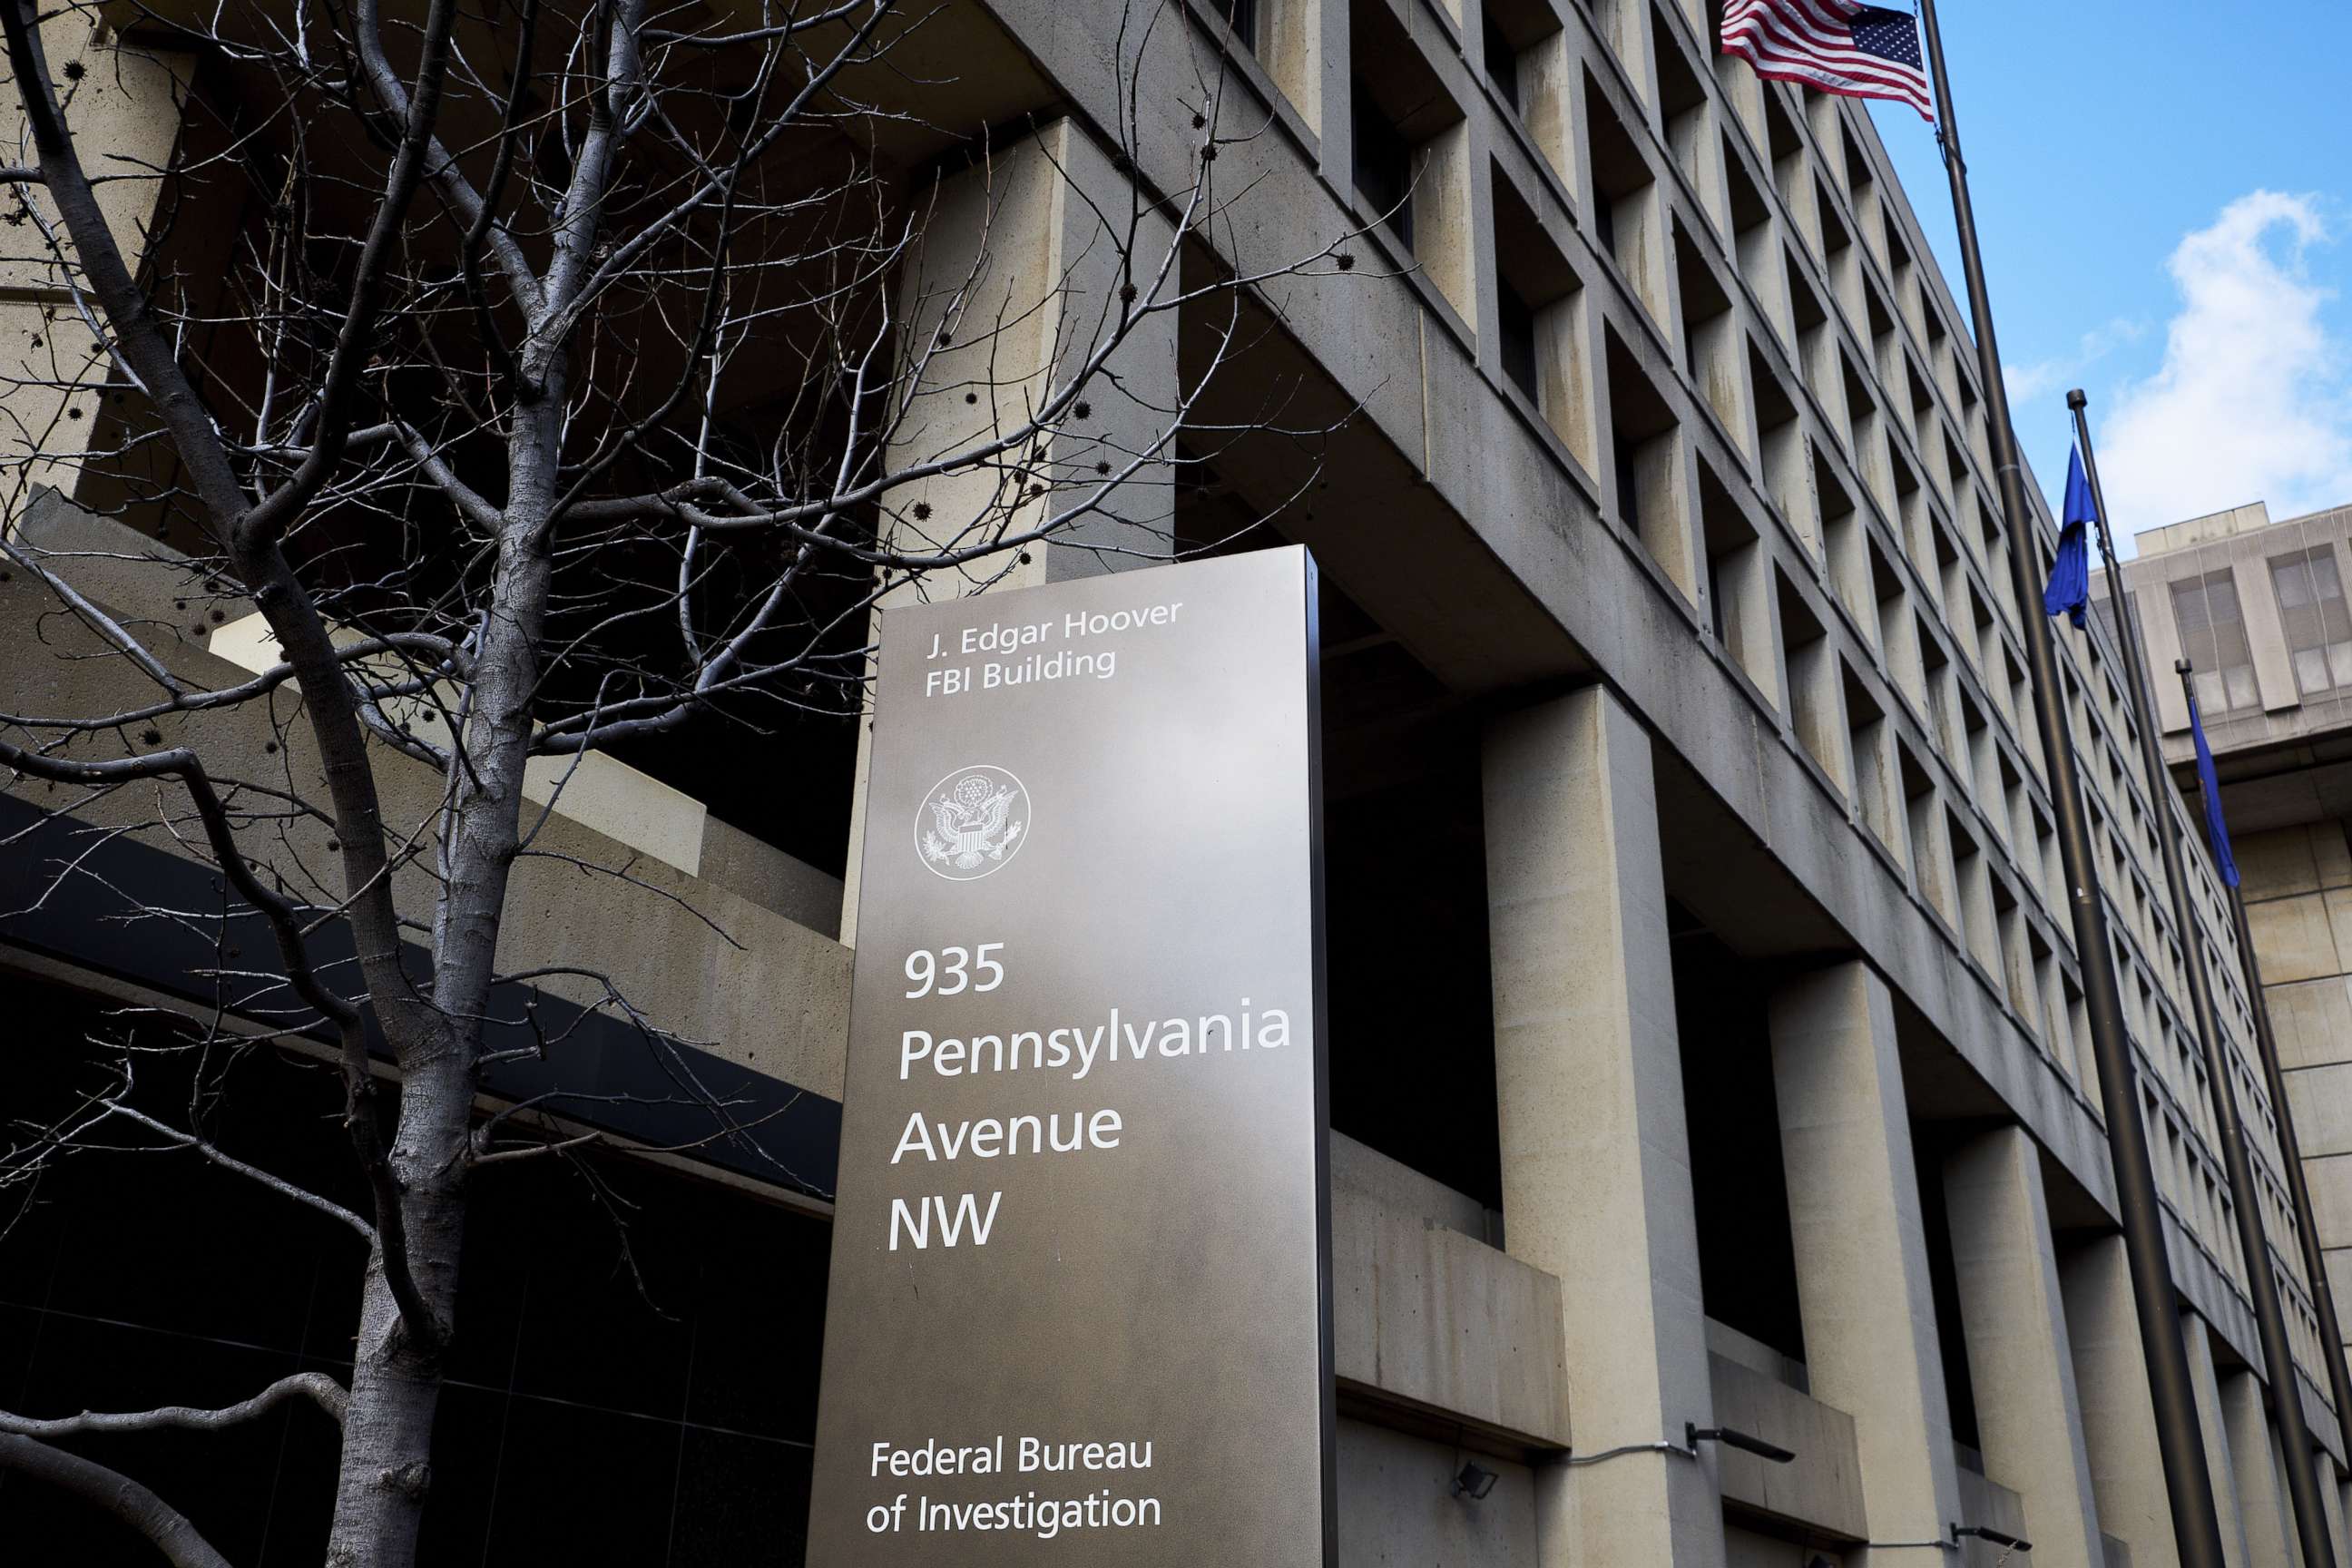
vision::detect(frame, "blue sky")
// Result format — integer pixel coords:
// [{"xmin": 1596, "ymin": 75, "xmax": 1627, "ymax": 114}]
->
[{"xmin": 1863, "ymin": 2, "xmax": 2352, "ymax": 553}]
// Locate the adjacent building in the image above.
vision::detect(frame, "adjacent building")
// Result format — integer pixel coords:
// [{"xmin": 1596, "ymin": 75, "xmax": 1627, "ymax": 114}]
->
[{"xmin": 3, "ymin": 0, "xmax": 2346, "ymax": 1563}]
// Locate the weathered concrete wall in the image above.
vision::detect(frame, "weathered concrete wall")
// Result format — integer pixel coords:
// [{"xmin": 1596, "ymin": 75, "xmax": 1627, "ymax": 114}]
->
[
  {"xmin": 0, "ymin": 19, "xmax": 191, "ymax": 521},
  {"xmin": 2245, "ymin": 820, "xmax": 2352, "ymax": 1410},
  {"xmin": 1336, "ymin": 1417, "xmax": 1539, "ymax": 1567},
  {"xmin": 1707, "ymin": 1351, "xmax": 1867, "ymax": 1541},
  {"xmin": 1331, "ymin": 1134, "xmax": 1569, "ymax": 1447},
  {"xmin": 0, "ymin": 497, "xmax": 854, "ymax": 1102}
]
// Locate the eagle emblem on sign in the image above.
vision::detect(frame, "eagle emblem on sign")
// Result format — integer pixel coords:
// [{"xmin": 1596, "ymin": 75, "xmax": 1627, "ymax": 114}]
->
[{"xmin": 916, "ymin": 766, "xmax": 1028, "ymax": 880}]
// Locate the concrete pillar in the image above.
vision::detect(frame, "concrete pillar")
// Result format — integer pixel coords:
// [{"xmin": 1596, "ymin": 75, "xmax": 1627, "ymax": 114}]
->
[
  {"xmin": 839, "ymin": 117, "xmax": 1179, "ymax": 943},
  {"xmin": 2225, "ymin": 1367, "xmax": 2298, "ymax": 1568},
  {"xmin": 2062, "ymin": 1234, "xmax": 2182, "ymax": 1568},
  {"xmin": 877, "ymin": 117, "xmax": 1177, "ymax": 583},
  {"xmin": 1941, "ymin": 1123, "xmax": 2108, "ymax": 1568},
  {"xmin": 1417, "ymin": 116, "xmax": 1486, "ymax": 334},
  {"xmin": 2, "ymin": 24, "xmax": 192, "ymax": 524},
  {"xmin": 1769, "ymin": 960, "xmax": 1963, "ymax": 1566},
  {"xmin": 2183, "ymin": 1312, "xmax": 2257, "ymax": 1568},
  {"xmin": 1482, "ymin": 687, "xmax": 1725, "ymax": 1568},
  {"xmin": 2318, "ymin": 1449, "xmax": 2349, "ymax": 1568}
]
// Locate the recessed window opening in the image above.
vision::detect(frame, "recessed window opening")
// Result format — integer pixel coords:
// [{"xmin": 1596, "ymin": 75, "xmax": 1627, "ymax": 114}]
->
[
  {"xmin": 1209, "ymin": 0, "xmax": 1260, "ymax": 52},
  {"xmin": 1490, "ymin": 167, "xmax": 1593, "ymax": 465},
  {"xmin": 2170, "ymin": 569, "xmax": 2259, "ymax": 717},
  {"xmin": 2270, "ymin": 546, "xmax": 2352, "ymax": 695},
  {"xmin": 1605, "ymin": 326, "xmax": 1693, "ymax": 595}
]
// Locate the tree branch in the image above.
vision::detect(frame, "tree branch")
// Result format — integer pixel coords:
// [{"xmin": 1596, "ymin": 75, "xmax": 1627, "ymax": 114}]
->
[
  {"xmin": 239, "ymin": 0, "xmax": 469, "ymax": 546},
  {"xmin": 0, "ymin": 1373, "xmax": 349, "ymax": 1439},
  {"xmin": 97, "ymin": 1102, "xmax": 376, "ymax": 1241},
  {"xmin": 0, "ymin": 735, "xmax": 446, "ymax": 1352},
  {"xmin": 0, "ymin": 1434, "xmax": 233, "ymax": 1568}
]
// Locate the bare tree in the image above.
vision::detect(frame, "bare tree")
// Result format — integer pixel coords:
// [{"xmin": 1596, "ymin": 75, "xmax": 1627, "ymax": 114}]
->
[{"xmin": 0, "ymin": 0, "xmax": 1358, "ymax": 1558}]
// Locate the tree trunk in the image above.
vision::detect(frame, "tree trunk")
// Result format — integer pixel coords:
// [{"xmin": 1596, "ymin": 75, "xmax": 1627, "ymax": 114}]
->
[
  {"xmin": 322, "ymin": 391, "xmax": 564, "ymax": 1566},
  {"xmin": 324, "ymin": 1262, "xmax": 444, "ymax": 1567},
  {"xmin": 324, "ymin": 1110, "xmax": 470, "ymax": 1568}
]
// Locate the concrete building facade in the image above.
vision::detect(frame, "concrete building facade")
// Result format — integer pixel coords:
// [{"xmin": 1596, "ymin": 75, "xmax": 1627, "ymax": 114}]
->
[{"xmin": 3, "ymin": 0, "xmax": 2347, "ymax": 1563}]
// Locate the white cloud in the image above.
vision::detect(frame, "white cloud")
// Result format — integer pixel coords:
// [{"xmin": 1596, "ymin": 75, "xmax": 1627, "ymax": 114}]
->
[
  {"xmin": 2004, "ymin": 318, "xmax": 2146, "ymax": 406},
  {"xmin": 2097, "ymin": 191, "xmax": 2352, "ymax": 536}
]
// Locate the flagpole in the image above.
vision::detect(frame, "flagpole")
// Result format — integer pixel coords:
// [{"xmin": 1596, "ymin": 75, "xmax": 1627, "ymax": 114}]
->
[
  {"xmin": 2072, "ymin": 397, "xmax": 2342, "ymax": 1565},
  {"xmin": 1910, "ymin": 6, "xmax": 2228, "ymax": 1563}
]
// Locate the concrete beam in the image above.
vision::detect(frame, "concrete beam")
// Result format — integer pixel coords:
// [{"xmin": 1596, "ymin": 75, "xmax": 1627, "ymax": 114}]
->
[
  {"xmin": 1331, "ymin": 1138, "xmax": 1569, "ymax": 1448},
  {"xmin": 1708, "ymin": 1351, "xmax": 1868, "ymax": 1541}
]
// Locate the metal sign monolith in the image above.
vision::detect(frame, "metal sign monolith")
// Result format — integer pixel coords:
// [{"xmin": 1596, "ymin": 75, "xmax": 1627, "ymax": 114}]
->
[{"xmin": 807, "ymin": 545, "xmax": 1332, "ymax": 1566}]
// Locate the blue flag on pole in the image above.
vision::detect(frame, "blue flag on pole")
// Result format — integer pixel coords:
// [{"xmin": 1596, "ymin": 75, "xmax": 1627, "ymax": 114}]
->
[
  {"xmin": 2187, "ymin": 682, "xmax": 2241, "ymax": 888},
  {"xmin": 2042, "ymin": 446, "xmax": 2094, "ymax": 629}
]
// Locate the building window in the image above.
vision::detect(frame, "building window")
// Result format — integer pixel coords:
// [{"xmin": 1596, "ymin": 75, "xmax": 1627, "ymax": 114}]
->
[
  {"xmin": 1210, "ymin": 0, "xmax": 1259, "ymax": 52},
  {"xmin": 2170, "ymin": 569, "xmax": 2259, "ymax": 717},
  {"xmin": 2269, "ymin": 547, "xmax": 2352, "ymax": 696},
  {"xmin": 1352, "ymin": 76, "xmax": 1413, "ymax": 250},
  {"xmin": 1496, "ymin": 274, "xmax": 1538, "ymax": 404},
  {"xmin": 1481, "ymin": 4, "xmax": 1520, "ymax": 112}
]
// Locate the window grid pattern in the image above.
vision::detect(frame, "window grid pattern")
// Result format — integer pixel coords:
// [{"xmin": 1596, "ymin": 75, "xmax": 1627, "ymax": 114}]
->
[{"xmin": 1271, "ymin": 0, "xmax": 2321, "ymax": 1385}]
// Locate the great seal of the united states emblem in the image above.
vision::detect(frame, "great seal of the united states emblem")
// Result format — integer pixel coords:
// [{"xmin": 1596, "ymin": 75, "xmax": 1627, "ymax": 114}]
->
[{"xmin": 916, "ymin": 765, "xmax": 1029, "ymax": 880}]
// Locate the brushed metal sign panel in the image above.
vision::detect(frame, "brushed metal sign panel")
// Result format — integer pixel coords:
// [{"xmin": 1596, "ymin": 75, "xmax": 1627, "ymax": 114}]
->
[{"xmin": 806, "ymin": 546, "xmax": 1332, "ymax": 1565}]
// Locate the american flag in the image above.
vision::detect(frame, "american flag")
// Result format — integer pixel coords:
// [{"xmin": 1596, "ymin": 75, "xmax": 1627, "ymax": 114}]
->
[{"xmin": 1720, "ymin": 1, "xmax": 1936, "ymax": 122}]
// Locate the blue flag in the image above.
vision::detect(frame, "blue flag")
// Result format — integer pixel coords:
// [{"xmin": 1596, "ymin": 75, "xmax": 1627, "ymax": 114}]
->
[
  {"xmin": 2187, "ymin": 682, "xmax": 2240, "ymax": 888},
  {"xmin": 2042, "ymin": 446, "xmax": 2094, "ymax": 629}
]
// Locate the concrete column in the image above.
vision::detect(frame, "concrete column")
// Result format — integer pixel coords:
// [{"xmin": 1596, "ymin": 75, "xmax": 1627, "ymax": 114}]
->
[
  {"xmin": 1483, "ymin": 688, "xmax": 1725, "ymax": 1568},
  {"xmin": 2138, "ymin": 580, "xmax": 2191, "ymax": 735},
  {"xmin": 1523, "ymin": 30, "xmax": 1577, "ymax": 194},
  {"xmin": 1769, "ymin": 960, "xmax": 1963, "ymax": 1566},
  {"xmin": 2230, "ymin": 556, "xmax": 2301, "ymax": 714},
  {"xmin": 2184, "ymin": 1311, "xmax": 2257, "ymax": 1568},
  {"xmin": 1941, "ymin": 1123, "xmax": 2108, "ymax": 1568},
  {"xmin": 2, "ymin": 24, "xmax": 192, "ymax": 524},
  {"xmin": 2318, "ymin": 1449, "xmax": 2349, "ymax": 1567},
  {"xmin": 839, "ymin": 118, "xmax": 1178, "ymax": 942},
  {"xmin": 2062, "ymin": 1233, "xmax": 2182, "ymax": 1568},
  {"xmin": 2225, "ymin": 1367, "xmax": 2299, "ymax": 1568},
  {"xmin": 1261, "ymin": 0, "xmax": 1331, "ymax": 138}
]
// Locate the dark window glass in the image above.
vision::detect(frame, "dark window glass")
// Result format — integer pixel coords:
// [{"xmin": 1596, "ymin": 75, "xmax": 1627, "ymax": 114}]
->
[
  {"xmin": 1482, "ymin": 6, "xmax": 1519, "ymax": 112},
  {"xmin": 1352, "ymin": 78, "xmax": 1414, "ymax": 250},
  {"xmin": 1497, "ymin": 276, "xmax": 1539, "ymax": 405},
  {"xmin": 1, "ymin": 980, "xmax": 830, "ymax": 1567},
  {"xmin": 1612, "ymin": 433, "xmax": 1641, "ymax": 533},
  {"xmin": 1212, "ymin": 0, "xmax": 1258, "ymax": 51}
]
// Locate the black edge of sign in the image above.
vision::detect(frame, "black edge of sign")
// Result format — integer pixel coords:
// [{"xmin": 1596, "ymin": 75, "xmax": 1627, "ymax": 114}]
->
[{"xmin": 1302, "ymin": 548, "xmax": 1337, "ymax": 1568}]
